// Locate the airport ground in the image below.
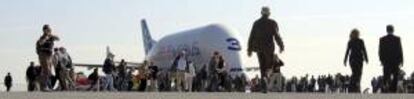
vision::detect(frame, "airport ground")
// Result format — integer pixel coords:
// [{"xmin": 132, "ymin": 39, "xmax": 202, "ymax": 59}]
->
[{"xmin": 1, "ymin": 92, "xmax": 414, "ymax": 99}]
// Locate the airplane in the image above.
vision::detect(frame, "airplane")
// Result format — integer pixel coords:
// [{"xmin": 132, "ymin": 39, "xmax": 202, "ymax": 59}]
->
[
  {"xmin": 73, "ymin": 46, "xmax": 142, "ymax": 70},
  {"xmin": 140, "ymin": 19, "xmax": 258, "ymax": 78},
  {"xmin": 74, "ymin": 19, "xmax": 260, "ymax": 79}
]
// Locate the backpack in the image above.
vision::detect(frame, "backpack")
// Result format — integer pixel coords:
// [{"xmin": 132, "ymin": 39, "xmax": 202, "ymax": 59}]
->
[
  {"xmin": 273, "ymin": 54, "xmax": 284, "ymax": 67},
  {"xmin": 272, "ymin": 54, "xmax": 284, "ymax": 73}
]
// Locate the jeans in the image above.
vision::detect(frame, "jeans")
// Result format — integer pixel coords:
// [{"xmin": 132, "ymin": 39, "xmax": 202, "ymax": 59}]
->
[{"xmin": 104, "ymin": 73, "xmax": 116, "ymax": 91}]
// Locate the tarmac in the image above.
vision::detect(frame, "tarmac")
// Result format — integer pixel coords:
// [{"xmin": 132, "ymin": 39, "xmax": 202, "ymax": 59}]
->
[{"xmin": 1, "ymin": 92, "xmax": 414, "ymax": 99}]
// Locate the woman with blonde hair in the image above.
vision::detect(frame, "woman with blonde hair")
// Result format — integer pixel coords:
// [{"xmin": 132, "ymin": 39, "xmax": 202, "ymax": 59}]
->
[{"xmin": 343, "ymin": 29, "xmax": 369, "ymax": 93}]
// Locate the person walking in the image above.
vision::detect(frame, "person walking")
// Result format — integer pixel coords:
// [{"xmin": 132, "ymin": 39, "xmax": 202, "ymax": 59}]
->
[
  {"xmin": 117, "ymin": 59, "xmax": 128, "ymax": 91},
  {"xmin": 52, "ymin": 48, "xmax": 66, "ymax": 90},
  {"xmin": 208, "ymin": 51, "xmax": 221, "ymax": 92},
  {"xmin": 148, "ymin": 61, "xmax": 159, "ymax": 92},
  {"xmin": 343, "ymin": 29, "xmax": 369, "ymax": 93},
  {"xmin": 184, "ymin": 61, "xmax": 196, "ymax": 92},
  {"xmin": 247, "ymin": 6, "xmax": 284, "ymax": 93},
  {"xmin": 36, "ymin": 24, "xmax": 59, "ymax": 91},
  {"xmin": 26, "ymin": 62, "xmax": 38, "ymax": 91},
  {"xmin": 172, "ymin": 51, "xmax": 188, "ymax": 92},
  {"xmin": 199, "ymin": 65, "xmax": 208, "ymax": 91},
  {"xmin": 4, "ymin": 73, "xmax": 12, "ymax": 92},
  {"xmin": 379, "ymin": 25, "xmax": 404, "ymax": 93},
  {"xmin": 87, "ymin": 68, "xmax": 99, "ymax": 91},
  {"xmin": 102, "ymin": 53, "xmax": 117, "ymax": 91},
  {"xmin": 59, "ymin": 47, "xmax": 75, "ymax": 90},
  {"xmin": 216, "ymin": 56, "xmax": 229, "ymax": 91}
]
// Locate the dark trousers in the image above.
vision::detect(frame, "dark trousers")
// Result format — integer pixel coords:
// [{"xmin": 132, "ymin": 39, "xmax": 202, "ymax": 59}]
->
[
  {"xmin": 6, "ymin": 86, "xmax": 11, "ymax": 92},
  {"xmin": 207, "ymin": 73, "xmax": 219, "ymax": 92},
  {"xmin": 87, "ymin": 80, "xmax": 98, "ymax": 91},
  {"xmin": 27, "ymin": 81, "xmax": 36, "ymax": 91},
  {"xmin": 257, "ymin": 51, "xmax": 273, "ymax": 93},
  {"xmin": 138, "ymin": 79, "xmax": 147, "ymax": 92},
  {"xmin": 349, "ymin": 61, "xmax": 363, "ymax": 93},
  {"xmin": 218, "ymin": 72, "xmax": 230, "ymax": 91},
  {"xmin": 383, "ymin": 64, "xmax": 400, "ymax": 93}
]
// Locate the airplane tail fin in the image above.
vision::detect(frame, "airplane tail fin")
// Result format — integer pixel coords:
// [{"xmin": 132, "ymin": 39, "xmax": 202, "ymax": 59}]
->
[
  {"xmin": 141, "ymin": 19, "xmax": 156, "ymax": 55},
  {"xmin": 106, "ymin": 46, "xmax": 115, "ymax": 58}
]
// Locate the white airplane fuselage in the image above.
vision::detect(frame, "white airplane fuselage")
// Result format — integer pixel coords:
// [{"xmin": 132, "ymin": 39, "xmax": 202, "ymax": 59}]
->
[{"xmin": 143, "ymin": 23, "xmax": 246, "ymax": 77}]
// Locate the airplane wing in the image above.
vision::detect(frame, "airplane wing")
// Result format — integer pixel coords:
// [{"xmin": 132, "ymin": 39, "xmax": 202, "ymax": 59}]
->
[
  {"xmin": 73, "ymin": 63, "xmax": 103, "ymax": 70},
  {"xmin": 74, "ymin": 61, "xmax": 143, "ymax": 70},
  {"xmin": 115, "ymin": 61, "xmax": 142, "ymax": 66},
  {"xmin": 49, "ymin": 46, "xmax": 144, "ymax": 70},
  {"xmin": 244, "ymin": 67, "xmax": 260, "ymax": 72}
]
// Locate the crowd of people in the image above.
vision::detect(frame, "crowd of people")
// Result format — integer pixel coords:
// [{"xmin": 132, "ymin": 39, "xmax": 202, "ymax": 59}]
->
[
  {"xmin": 82, "ymin": 51, "xmax": 248, "ymax": 92},
  {"xmin": 10, "ymin": 23, "xmax": 249, "ymax": 92},
  {"xmin": 260, "ymin": 74, "xmax": 353, "ymax": 93},
  {"xmin": 371, "ymin": 71, "xmax": 414, "ymax": 93},
  {"xmin": 250, "ymin": 72, "xmax": 414, "ymax": 94},
  {"xmin": 20, "ymin": 24, "xmax": 76, "ymax": 92},
  {"xmin": 24, "ymin": 48, "xmax": 76, "ymax": 91}
]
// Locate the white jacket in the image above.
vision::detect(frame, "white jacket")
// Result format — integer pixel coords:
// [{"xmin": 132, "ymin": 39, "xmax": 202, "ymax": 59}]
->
[{"xmin": 185, "ymin": 63, "xmax": 196, "ymax": 78}]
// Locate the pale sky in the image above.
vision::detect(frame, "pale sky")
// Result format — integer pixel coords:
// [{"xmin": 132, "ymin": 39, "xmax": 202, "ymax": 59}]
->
[{"xmin": 0, "ymin": 0, "xmax": 413, "ymax": 91}]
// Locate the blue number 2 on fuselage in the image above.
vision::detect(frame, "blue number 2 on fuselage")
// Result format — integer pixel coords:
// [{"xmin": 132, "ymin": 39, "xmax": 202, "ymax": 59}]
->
[{"xmin": 226, "ymin": 38, "xmax": 241, "ymax": 51}]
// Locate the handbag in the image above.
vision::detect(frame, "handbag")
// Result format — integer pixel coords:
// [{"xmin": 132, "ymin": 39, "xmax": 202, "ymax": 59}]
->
[{"xmin": 273, "ymin": 54, "xmax": 284, "ymax": 67}]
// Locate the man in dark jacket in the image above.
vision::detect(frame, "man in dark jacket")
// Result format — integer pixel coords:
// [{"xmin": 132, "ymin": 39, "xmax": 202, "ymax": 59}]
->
[
  {"xmin": 116, "ymin": 59, "xmax": 128, "ymax": 91},
  {"xmin": 4, "ymin": 73, "xmax": 12, "ymax": 92},
  {"xmin": 102, "ymin": 54, "xmax": 116, "ymax": 91},
  {"xmin": 26, "ymin": 62, "xmax": 38, "ymax": 91},
  {"xmin": 247, "ymin": 6, "xmax": 285, "ymax": 93},
  {"xmin": 87, "ymin": 68, "xmax": 99, "ymax": 91},
  {"xmin": 379, "ymin": 25, "xmax": 404, "ymax": 93}
]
